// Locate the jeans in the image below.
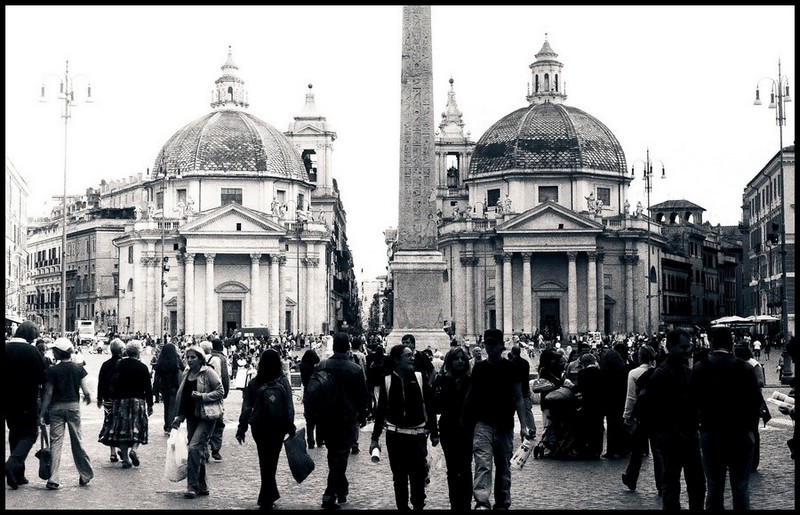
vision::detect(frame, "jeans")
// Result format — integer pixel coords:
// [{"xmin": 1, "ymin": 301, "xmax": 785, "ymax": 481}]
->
[
  {"xmin": 321, "ymin": 421, "xmax": 357, "ymax": 503},
  {"xmin": 209, "ymin": 417, "xmax": 225, "ymax": 454},
  {"xmin": 48, "ymin": 402, "xmax": 94, "ymax": 486},
  {"xmin": 252, "ymin": 427, "xmax": 284, "ymax": 507},
  {"xmin": 5, "ymin": 407, "xmax": 39, "ymax": 481},
  {"xmin": 472, "ymin": 421, "xmax": 514, "ymax": 509},
  {"xmin": 651, "ymin": 430, "xmax": 704, "ymax": 510},
  {"xmin": 624, "ymin": 424, "xmax": 663, "ymax": 492},
  {"xmin": 186, "ymin": 416, "xmax": 216, "ymax": 493},
  {"xmin": 440, "ymin": 423, "xmax": 473, "ymax": 510},
  {"xmin": 700, "ymin": 430, "xmax": 754, "ymax": 510},
  {"xmin": 161, "ymin": 387, "xmax": 178, "ymax": 433},
  {"xmin": 386, "ymin": 431, "xmax": 428, "ymax": 510}
]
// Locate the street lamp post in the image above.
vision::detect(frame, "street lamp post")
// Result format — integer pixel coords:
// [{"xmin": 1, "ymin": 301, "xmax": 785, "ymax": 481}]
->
[
  {"xmin": 753, "ymin": 59, "xmax": 792, "ymax": 384},
  {"xmin": 40, "ymin": 60, "xmax": 92, "ymax": 337},
  {"xmin": 631, "ymin": 149, "xmax": 666, "ymax": 341},
  {"xmin": 159, "ymin": 175, "xmax": 170, "ymax": 343}
]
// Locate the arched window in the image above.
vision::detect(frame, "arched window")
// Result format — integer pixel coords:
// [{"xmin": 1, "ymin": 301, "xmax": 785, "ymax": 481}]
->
[
  {"xmin": 127, "ymin": 278, "xmax": 133, "ymax": 292},
  {"xmin": 128, "ymin": 246, "xmax": 134, "ymax": 263},
  {"xmin": 544, "ymin": 73, "xmax": 550, "ymax": 92},
  {"xmin": 554, "ymin": 74, "xmax": 559, "ymax": 92},
  {"xmin": 534, "ymin": 75, "xmax": 540, "ymax": 93},
  {"xmin": 228, "ymin": 86, "xmax": 234, "ymax": 102}
]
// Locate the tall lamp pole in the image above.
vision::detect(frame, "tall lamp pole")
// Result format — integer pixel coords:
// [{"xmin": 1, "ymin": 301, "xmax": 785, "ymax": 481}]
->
[
  {"xmin": 40, "ymin": 60, "xmax": 92, "ymax": 336},
  {"xmin": 159, "ymin": 174, "xmax": 170, "ymax": 344},
  {"xmin": 631, "ymin": 149, "xmax": 666, "ymax": 341},
  {"xmin": 753, "ymin": 59, "xmax": 792, "ymax": 384}
]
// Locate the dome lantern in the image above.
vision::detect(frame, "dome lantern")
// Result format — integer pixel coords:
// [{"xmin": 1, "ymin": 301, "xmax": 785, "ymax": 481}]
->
[
  {"xmin": 210, "ymin": 45, "xmax": 249, "ymax": 111},
  {"xmin": 526, "ymin": 34, "xmax": 567, "ymax": 106}
]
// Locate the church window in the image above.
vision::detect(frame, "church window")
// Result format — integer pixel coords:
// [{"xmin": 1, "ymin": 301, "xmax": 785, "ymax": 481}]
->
[
  {"xmin": 302, "ymin": 150, "xmax": 318, "ymax": 182},
  {"xmin": 604, "ymin": 273, "xmax": 612, "ymax": 289},
  {"xmin": 227, "ymin": 86, "xmax": 234, "ymax": 102},
  {"xmin": 128, "ymin": 246, "xmax": 133, "ymax": 264},
  {"xmin": 544, "ymin": 73, "xmax": 550, "ymax": 92},
  {"xmin": 221, "ymin": 188, "xmax": 243, "ymax": 205},
  {"xmin": 156, "ymin": 190, "xmax": 164, "ymax": 210},
  {"xmin": 127, "ymin": 278, "xmax": 133, "ymax": 292},
  {"xmin": 177, "ymin": 189, "xmax": 187, "ymax": 205},
  {"xmin": 538, "ymin": 186, "xmax": 558, "ymax": 203},
  {"xmin": 534, "ymin": 75, "xmax": 540, "ymax": 93},
  {"xmin": 554, "ymin": 74, "xmax": 559, "ymax": 92},
  {"xmin": 597, "ymin": 187, "xmax": 611, "ymax": 207},
  {"xmin": 446, "ymin": 154, "xmax": 460, "ymax": 188},
  {"xmin": 236, "ymin": 223, "xmax": 242, "ymax": 231},
  {"xmin": 487, "ymin": 189, "xmax": 501, "ymax": 208}
]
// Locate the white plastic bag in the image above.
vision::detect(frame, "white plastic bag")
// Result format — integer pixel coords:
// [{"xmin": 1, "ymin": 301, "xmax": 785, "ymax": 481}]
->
[{"xmin": 164, "ymin": 426, "xmax": 188, "ymax": 482}]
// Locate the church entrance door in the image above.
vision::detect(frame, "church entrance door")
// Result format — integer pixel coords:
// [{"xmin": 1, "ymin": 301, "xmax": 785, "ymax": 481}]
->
[
  {"xmin": 222, "ymin": 300, "xmax": 241, "ymax": 338},
  {"xmin": 540, "ymin": 299, "xmax": 561, "ymax": 340}
]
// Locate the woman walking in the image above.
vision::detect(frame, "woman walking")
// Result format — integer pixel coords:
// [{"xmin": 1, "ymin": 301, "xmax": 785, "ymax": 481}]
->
[
  {"xmin": 97, "ymin": 338, "xmax": 125, "ymax": 463},
  {"xmin": 101, "ymin": 341, "xmax": 154, "ymax": 468},
  {"xmin": 235, "ymin": 349, "xmax": 296, "ymax": 510},
  {"xmin": 298, "ymin": 348, "xmax": 321, "ymax": 448},
  {"xmin": 431, "ymin": 346, "xmax": 473, "ymax": 511},
  {"xmin": 152, "ymin": 343, "xmax": 184, "ymax": 436},
  {"xmin": 171, "ymin": 345, "xmax": 225, "ymax": 499}
]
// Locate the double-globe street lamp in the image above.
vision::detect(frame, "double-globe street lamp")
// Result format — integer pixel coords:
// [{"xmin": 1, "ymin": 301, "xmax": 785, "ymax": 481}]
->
[
  {"xmin": 631, "ymin": 149, "xmax": 665, "ymax": 341},
  {"xmin": 40, "ymin": 60, "xmax": 92, "ymax": 336},
  {"xmin": 753, "ymin": 59, "xmax": 792, "ymax": 384}
]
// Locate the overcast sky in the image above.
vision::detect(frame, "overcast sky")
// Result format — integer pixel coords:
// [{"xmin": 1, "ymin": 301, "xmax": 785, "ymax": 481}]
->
[{"xmin": 5, "ymin": 5, "xmax": 795, "ymax": 285}]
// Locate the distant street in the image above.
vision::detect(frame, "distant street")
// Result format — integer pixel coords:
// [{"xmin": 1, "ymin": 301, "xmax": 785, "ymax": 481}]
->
[{"xmin": 5, "ymin": 350, "xmax": 796, "ymax": 510}]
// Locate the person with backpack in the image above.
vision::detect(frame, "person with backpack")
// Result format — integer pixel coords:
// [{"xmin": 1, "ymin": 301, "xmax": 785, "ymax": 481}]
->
[
  {"xmin": 298, "ymin": 348, "xmax": 322, "ymax": 449},
  {"xmin": 621, "ymin": 344, "xmax": 663, "ymax": 494},
  {"xmin": 370, "ymin": 341, "xmax": 440, "ymax": 510},
  {"xmin": 305, "ymin": 332, "xmax": 369, "ymax": 510},
  {"xmin": 647, "ymin": 329, "xmax": 705, "ymax": 510},
  {"xmin": 235, "ymin": 348, "xmax": 295, "ymax": 510},
  {"xmin": 205, "ymin": 338, "xmax": 230, "ymax": 461}
]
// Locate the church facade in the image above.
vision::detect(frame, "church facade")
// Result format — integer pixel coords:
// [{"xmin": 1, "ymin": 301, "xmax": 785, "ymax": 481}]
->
[{"xmin": 427, "ymin": 38, "xmax": 667, "ymax": 341}]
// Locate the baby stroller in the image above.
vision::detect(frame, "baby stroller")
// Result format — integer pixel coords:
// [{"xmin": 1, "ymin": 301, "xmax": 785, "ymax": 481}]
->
[{"xmin": 533, "ymin": 385, "xmax": 581, "ymax": 460}]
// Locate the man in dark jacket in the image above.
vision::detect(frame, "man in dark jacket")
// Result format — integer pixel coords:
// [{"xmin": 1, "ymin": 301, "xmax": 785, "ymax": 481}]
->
[
  {"xmin": 645, "ymin": 328, "xmax": 704, "ymax": 510},
  {"xmin": 316, "ymin": 333, "xmax": 370, "ymax": 510},
  {"xmin": 4, "ymin": 321, "xmax": 47, "ymax": 489},
  {"xmin": 690, "ymin": 326, "xmax": 762, "ymax": 510}
]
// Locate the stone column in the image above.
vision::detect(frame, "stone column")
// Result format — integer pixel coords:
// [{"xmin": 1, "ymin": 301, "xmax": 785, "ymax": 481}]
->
[
  {"xmin": 277, "ymin": 255, "xmax": 287, "ymax": 334},
  {"xmin": 522, "ymin": 253, "xmax": 533, "ymax": 334},
  {"xmin": 304, "ymin": 257, "xmax": 318, "ymax": 333},
  {"xmin": 145, "ymin": 256, "xmax": 156, "ymax": 335},
  {"xmin": 465, "ymin": 256, "xmax": 476, "ymax": 340},
  {"xmin": 205, "ymin": 253, "xmax": 216, "ymax": 335},
  {"xmin": 268, "ymin": 255, "xmax": 279, "ymax": 332},
  {"xmin": 455, "ymin": 248, "xmax": 466, "ymax": 341},
  {"xmin": 176, "ymin": 254, "xmax": 186, "ymax": 336},
  {"xmin": 567, "ymin": 251, "xmax": 578, "ymax": 336},
  {"xmin": 597, "ymin": 253, "xmax": 605, "ymax": 333},
  {"xmin": 587, "ymin": 251, "xmax": 598, "ymax": 332},
  {"xmin": 630, "ymin": 255, "xmax": 640, "ymax": 334},
  {"xmin": 250, "ymin": 253, "xmax": 261, "ymax": 326},
  {"xmin": 623, "ymin": 255, "xmax": 635, "ymax": 334},
  {"xmin": 494, "ymin": 254, "xmax": 503, "ymax": 329},
  {"xmin": 184, "ymin": 253, "xmax": 195, "ymax": 336},
  {"xmin": 503, "ymin": 253, "xmax": 513, "ymax": 337}
]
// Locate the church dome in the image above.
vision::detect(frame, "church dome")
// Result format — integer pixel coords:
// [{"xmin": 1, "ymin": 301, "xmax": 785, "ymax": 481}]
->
[
  {"xmin": 469, "ymin": 102, "xmax": 627, "ymax": 177},
  {"xmin": 152, "ymin": 110, "xmax": 308, "ymax": 180}
]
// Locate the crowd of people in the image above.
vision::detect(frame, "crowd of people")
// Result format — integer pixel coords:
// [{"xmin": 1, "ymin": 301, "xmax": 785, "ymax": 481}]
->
[{"xmin": 4, "ymin": 319, "xmax": 796, "ymax": 510}]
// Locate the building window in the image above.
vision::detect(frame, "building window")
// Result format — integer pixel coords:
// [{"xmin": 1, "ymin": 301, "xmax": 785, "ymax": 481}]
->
[
  {"xmin": 156, "ymin": 190, "xmax": 164, "ymax": 210},
  {"xmin": 127, "ymin": 278, "xmax": 133, "ymax": 292},
  {"xmin": 128, "ymin": 246, "xmax": 133, "ymax": 264},
  {"xmin": 301, "ymin": 150, "xmax": 318, "ymax": 182},
  {"xmin": 597, "ymin": 187, "xmax": 611, "ymax": 207},
  {"xmin": 538, "ymin": 186, "xmax": 558, "ymax": 203},
  {"xmin": 487, "ymin": 189, "xmax": 501, "ymax": 208},
  {"xmin": 177, "ymin": 188, "xmax": 187, "ymax": 205},
  {"xmin": 604, "ymin": 273, "xmax": 612, "ymax": 289},
  {"xmin": 221, "ymin": 188, "xmax": 243, "ymax": 205}
]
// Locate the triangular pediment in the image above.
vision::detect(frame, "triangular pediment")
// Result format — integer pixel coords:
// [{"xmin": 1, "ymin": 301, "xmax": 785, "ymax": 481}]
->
[
  {"xmin": 497, "ymin": 201, "xmax": 604, "ymax": 234},
  {"xmin": 293, "ymin": 123, "xmax": 325, "ymax": 135},
  {"xmin": 180, "ymin": 203, "xmax": 286, "ymax": 236}
]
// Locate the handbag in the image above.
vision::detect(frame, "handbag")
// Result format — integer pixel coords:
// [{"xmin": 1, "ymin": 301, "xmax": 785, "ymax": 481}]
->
[
  {"xmin": 284, "ymin": 427, "xmax": 315, "ymax": 483},
  {"xmin": 35, "ymin": 424, "xmax": 52, "ymax": 480},
  {"xmin": 531, "ymin": 377, "xmax": 556, "ymax": 394},
  {"xmin": 200, "ymin": 399, "xmax": 225, "ymax": 421}
]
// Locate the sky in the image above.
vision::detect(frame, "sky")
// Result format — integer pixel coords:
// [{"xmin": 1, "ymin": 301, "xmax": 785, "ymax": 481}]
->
[{"xmin": 5, "ymin": 5, "xmax": 796, "ymax": 286}]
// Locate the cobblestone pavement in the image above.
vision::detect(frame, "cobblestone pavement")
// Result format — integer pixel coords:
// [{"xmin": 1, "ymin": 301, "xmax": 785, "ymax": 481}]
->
[{"xmin": 5, "ymin": 352, "xmax": 796, "ymax": 510}]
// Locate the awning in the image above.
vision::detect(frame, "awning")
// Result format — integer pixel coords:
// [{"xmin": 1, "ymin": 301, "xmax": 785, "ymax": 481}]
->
[
  {"xmin": 710, "ymin": 315, "xmax": 751, "ymax": 325},
  {"xmin": 5, "ymin": 314, "xmax": 24, "ymax": 324}
]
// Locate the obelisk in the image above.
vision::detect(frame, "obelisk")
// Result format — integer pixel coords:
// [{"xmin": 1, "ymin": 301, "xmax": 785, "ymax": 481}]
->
[{"xmin": 387, "ymin": 5, "xmax": 451, "ymax": 352}]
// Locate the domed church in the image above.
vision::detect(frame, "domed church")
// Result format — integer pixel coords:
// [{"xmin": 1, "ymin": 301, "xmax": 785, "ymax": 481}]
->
[
  {"xmin": 429, "ymin": 37, "xmax": 665, "ymax": 340},
  {"xmin": 111, "ymin": 48, "xmax": 357, "ymax": 338}
]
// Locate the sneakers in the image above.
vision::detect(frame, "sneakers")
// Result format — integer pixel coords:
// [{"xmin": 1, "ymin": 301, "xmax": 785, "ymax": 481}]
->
[
  {"xmin": 474, "ymin": 503, "xmax": 491, "ymax": 510},
  {"xmin": 129, "ymin": 451, "xmax": 140, "ymax": 467},
  {"xmin": 211, "ymin": 451, "xmax": 222, "ymax": 462},
  {"xmin": 184, "ymin": 489, "xmax": 197, "ymax": 499},
  {"xmin": 79, "ymin": 477, "xmax": 91, "ymax": 487},
  {"xmin": 46, "ymin": 481, "xmax": 60, "ymax": 490},
  {"xmin": 5, "ymin": 467, "xmax": 19, "ymax": 490}
]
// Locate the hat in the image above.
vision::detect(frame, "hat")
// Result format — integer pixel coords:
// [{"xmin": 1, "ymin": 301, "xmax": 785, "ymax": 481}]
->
[
  {"xmin": 185, "ymin": 345, "xmax": 207, "ymax": 364},
  {"xmin": 49, "ymin": 337, "xmax": 74, "ymax": 353},
  {"xmin": 483, "ymin": 329, "xmax": 504, "ymax": 346}
]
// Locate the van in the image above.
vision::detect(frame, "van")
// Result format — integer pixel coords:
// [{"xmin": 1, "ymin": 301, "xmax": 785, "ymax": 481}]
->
[{"xmin": 76, "ymin": 320, "xmax": 97, "ymax": 346}]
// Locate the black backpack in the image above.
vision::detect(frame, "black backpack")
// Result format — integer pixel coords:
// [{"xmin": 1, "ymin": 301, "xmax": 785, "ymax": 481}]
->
[
  {"xmin": 303, "ymin": 364, "xmax": 338, "ymax": 424},
  {"xmin": 249, "ymin": 378, "xmax": 289, "ymax": 427},
  {"xmin": 630, "ymin": 367, "xmax": 655, "ymax": 427}
]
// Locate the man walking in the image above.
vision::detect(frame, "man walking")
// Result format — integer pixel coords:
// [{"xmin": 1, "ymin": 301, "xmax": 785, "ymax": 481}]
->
[
  {"xmin": 643, "ymin": 330, "xmax": 704, "ymax": 509},
  {"xmin": 401, "ymin": 334, "xmax": 435, "ymax": 385},
  {"xmin": 4, "ymin": 321, "xmax": 47, "ymax": 489},
  {"xmin": 690, "ymin": 326, "xmax": 762, "ymax": 510},
  {"xmin": 462, "ymin": 329, "xmax": 533, "ymax": 510},
  {"xmin": 508, "ymin": 346, "xmax": 535, "ymax": 441},
  {"xmin": 313, "ymin": 333, "xmax": 369, "ymax": 510},
  {"xmin": 206, "ymin": 338, "xmax": 230, "ymax": 461}
]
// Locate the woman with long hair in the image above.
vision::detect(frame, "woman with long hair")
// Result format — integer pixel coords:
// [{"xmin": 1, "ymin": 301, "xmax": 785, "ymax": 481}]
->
[
  {"xmin": 298, "ymin": 348, "xmax": 321, "ymax": 448},
  {"xmin": 235, "ymin": 349, "xmax": 295, "ymax": 510},
  {"xmin": 431, "ymin": 346, "xmax": 473, "ymax": 511},
  {"xmin": 171, "ymin": 345, "xmax": 224, "ymax": 499},
  {"xmin": 97, "ymin": 338, "xmax": 125, "ymax": 463},
  {"xmin": 152, "ymin": 342, "xmax": 184, "ymax": 435}
]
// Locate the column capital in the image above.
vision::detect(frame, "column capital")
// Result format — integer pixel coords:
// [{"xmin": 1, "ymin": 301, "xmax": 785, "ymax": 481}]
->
[
  {"xmin": 184, "ymin": 253, "xmax": 195, "ymax": 264},
  {"xmin": 587, "ymin": 251, "xmax": 598, "ymax": 261},
  {"xmin": 264, "ymin": 254, "xmax": 274, "ymax": 265},
  {"xmin": 460, "ymin": 256, "xmax": 479, "ymax": 267},
  {"xmin": 141, "ymin": 256, "xmax": 157, "ymax": 266},
  {"xmin": 276, "ymin": 255, "xmax": 287, "ymax": 266},
  {"xmin": 205, "ymin": 252, "xmax": 216, "ymax": 263},
  {"xmin": 502, "ymin": 252, "xmax": 513, "ymax": 263},
  {"xmin": 521, "ymin": 252, "xmax": 533, "ymax": 262},
  {"xmin": 250, "ymin": 253, "xmax": 262, "ymax": 262},
  {"xmin": 494, "ymin": 253, "xmax": 504, "ymax": 265},
  {"xmin": 566, "ymin": 251, "xmax": 578, "ymax": 261},
  {"xmin": 302, "ymin": 257, "xmax": 320, "ymax": 267},
  {"xmin": 596, "ymin": 252, "xmax": 605, "ymax": 263}
]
